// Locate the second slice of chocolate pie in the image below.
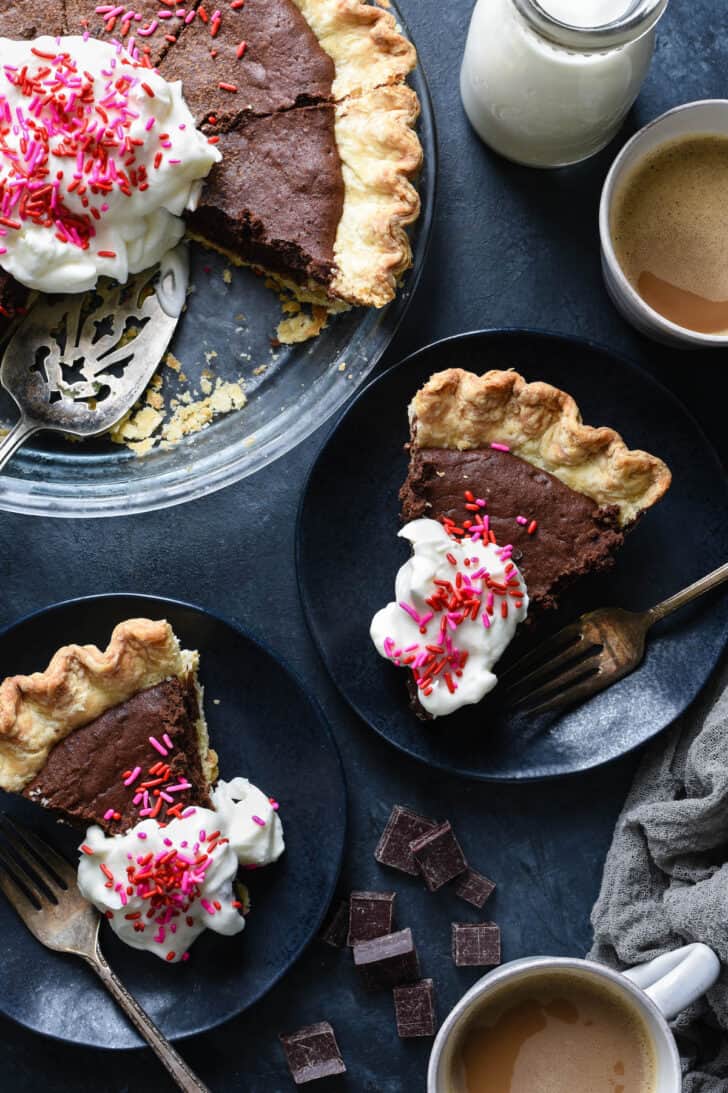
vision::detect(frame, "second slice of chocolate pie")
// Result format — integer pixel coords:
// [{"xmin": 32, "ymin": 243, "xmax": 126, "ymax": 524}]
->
[
  {"xmin": 0, "ymin": 619, "xmax": 217, "ymax": 834},
  {"xmin": 400, "ymin": 368, "xmax": 672, "ymax": 618}
]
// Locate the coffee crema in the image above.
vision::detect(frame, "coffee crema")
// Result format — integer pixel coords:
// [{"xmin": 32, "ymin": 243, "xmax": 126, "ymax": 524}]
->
[
  {"xmin": 611, "ymin": 134, "xmax": 728, "ymax": 334},
  {"xmin": 450, "ymin": 970, "xmax": 656, "ymax": 1093}
]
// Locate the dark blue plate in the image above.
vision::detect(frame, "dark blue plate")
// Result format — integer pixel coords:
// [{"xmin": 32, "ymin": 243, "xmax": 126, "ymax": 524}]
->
[
  {"xmin": 297, "ymin": 330, "xmax": 728, "ymax": 781},
  {"xmin": 0, "ymin": 594, "xmax": 346, "ymax": 1049}
]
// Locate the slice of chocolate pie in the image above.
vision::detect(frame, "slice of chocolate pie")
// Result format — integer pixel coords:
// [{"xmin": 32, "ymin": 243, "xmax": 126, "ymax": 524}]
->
[
  {"xmin": 0, "ymin": 619, "xmax": 217, "ymax": 833},
  {"xmin": 401, "ymin": 369, "xmax": 672, "ymax": 617}
]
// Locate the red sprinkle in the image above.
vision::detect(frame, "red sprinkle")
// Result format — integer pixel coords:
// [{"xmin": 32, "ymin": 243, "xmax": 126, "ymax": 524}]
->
[{"xmin": 527, "ymin": 520, "xmax": 538, "ymax": 535}]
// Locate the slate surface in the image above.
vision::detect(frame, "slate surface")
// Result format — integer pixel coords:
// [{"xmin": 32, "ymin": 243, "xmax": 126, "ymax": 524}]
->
[{"xmin": 0, "ymin": 0, "xmax": 726, "ymax": 1089}]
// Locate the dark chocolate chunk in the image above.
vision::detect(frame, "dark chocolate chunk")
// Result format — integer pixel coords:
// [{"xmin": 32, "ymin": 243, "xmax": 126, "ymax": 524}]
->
[
  {"xmin": 347, "ymin": 891, "xmax": 396, "ymax": 946},
  {"xmin": 353, "ymin": 927, "xmax": 421, "ymax": 990},
  {"xmin": 279, "ymin": 1022, "xmax": 346, "ymax": 1085},
  {"xmin": 393, "ymin": 979, "xmax": 437, "ymax": 1038},
  {"xmin": 374, "ymin": 805, "xmax": 437, "ymax": 876},
  {"xmin": 409, "ymin": 822, "xmax": 467, "ymax": 891},
  {"xmin": 453, "ymin": 868, "xmax": 496, "ymax": 909},
  {"xmin": 451, "ymin": 922, "xmax": 501, "ymax": 967},
  {"xmin": 319, "ymin": 900, "xmax": 349, "ymax": 948}
]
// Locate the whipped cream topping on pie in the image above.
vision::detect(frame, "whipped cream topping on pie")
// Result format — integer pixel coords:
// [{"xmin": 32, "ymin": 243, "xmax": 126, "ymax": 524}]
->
[
  {"xmin": 0, "ymin": 35, "xmax": 220, "ymax": 293},
  {"xmin": 77, "ymin": 777, "xmax": 284, "ymax": 962},
  {"xmin": 370, "ymin": 518, "xmax": 529, "ymax": 717}
]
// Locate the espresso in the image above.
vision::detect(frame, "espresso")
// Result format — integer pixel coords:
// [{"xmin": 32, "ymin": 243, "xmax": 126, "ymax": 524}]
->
[
  {"xmin": 450, "ymin": 971, "xmax": 656, "ymax": 1093},
  {"xmin": 611, "ymin": 134, "xmax": 728, "ymax": 333}
]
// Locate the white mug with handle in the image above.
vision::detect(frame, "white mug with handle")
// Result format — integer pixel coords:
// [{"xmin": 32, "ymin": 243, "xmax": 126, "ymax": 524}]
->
[{"xmin": 428, "ymin": 943, "xmax": 720, "ymax": 1092}]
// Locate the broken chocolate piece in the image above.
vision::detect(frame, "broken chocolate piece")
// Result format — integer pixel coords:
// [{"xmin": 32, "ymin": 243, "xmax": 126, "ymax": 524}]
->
[
  {"xmin": 374, "ymin": 805, "xmax": 437, "ymax": 876},
  {"xmin": 279, "ymin": 1022, "xmax": 347, "ymax": 1085},
  {"xmin": 451, "ymin": 922, "xmax": 501, "ymax": 967},
  {"xmin": 319, "ymin": 900, "xmax": 349, "ymax": 948},
  {"xmin": 347, "ymin": 891, "xmax": 396, "ymax": 946},
  {"xmin": 409, "ymin": 822, "xmax": 467, "ymax": 892},
  {"xmin": 453, "ymin": 868, "xmax": 496, "ymax": 910},
  {"xmin": 353, "ymin": 927, "xmax": 421, "ymax": 990},
  {"xmin": 393, "ymin": 979, "xmax": 437, "ymax": 1038}
]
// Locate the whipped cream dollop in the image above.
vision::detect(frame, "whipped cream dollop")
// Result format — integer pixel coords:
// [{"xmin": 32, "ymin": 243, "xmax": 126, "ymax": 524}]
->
[
  {"xmin": 370, "ymin": 519, "xmax": 529, "ymax": 717},
  {"xmin": 77, "ymin": 777, "xmax": 284, "ymax": 962},
  {"xmin": 0, "ymin": 36, "xmax": 220, "ymax": 293}
]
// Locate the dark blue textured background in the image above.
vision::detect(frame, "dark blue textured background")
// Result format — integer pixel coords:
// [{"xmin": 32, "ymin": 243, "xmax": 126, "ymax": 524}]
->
[{"xmin": 1, "ymin": 1, "xmax": 726, "ymax": 1089}]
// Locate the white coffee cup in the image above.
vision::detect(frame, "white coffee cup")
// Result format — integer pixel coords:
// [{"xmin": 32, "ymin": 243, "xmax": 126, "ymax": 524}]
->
[
  {"xmin": 599, "ymin": 99, "xmax": 728, "ymax": 348},
  {"xmin": 427, "ymin": 943, "xmax": 720, "ymax": 1092}
]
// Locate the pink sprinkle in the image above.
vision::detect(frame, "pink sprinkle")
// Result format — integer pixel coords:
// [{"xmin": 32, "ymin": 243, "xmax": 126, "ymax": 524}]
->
[
  {"xmin": 269, "ymin": 799, "xmax": 279, "ymax": 811},
  {"xmin": 182, "ymin": 808, "xmax": 196, "ymax": 818},
  {"xmin": 103, "ymin": 808, "xmax": 115, "ymax": 821},
  {"xmin": 182, "ymin": 952, "xmax": 190, "ymax": 961},
  {"xmin": 0, "ymin": 247, "xmax": 7, "ymax": 255},
  {"xmin": 123, "ymin": 765, "xmax": 142, "ymax": 787},
  {"xmin": 162, "ymin": 733, "xmax": 174, "ymax": 750},
  {"xmin": 252, "ymin": 815, "xmax": 266, "ymax": 827},
  {"xmin": 145, "ymin": 116, "xmax": 155, "ymax": 130},
  {"xmin": 137, "ymin": 831, "xmax": 148, "ymax": 840},
  {"xmin": 490, "ymin": 442, "xmax": 510, "ymax": 452},
  {"xmin": 199, "ymin": 830, "xmax": 207, "ymax": 841},
  {"xmin": 399, "ymin": 601, "xmax": 421, "ymax": 625},
  {"xmin": 516, "ymin": 515, "xmax": 528, "ymax": 526},
  {"xmin": 148, "ymin": 735, "xmax": 168, "ymax": 756},
  {"xmin": 476, "ymin": 498, "xmax": 486, "ymax": 507},
  {"xmin": 200, "ymin": 899, "xmax": 215, "ymax": 915},
  {"xmin": 163, "ymin": 837, "xmax": 173, "ymax": 847},
  {"xmin": 482, "ymin": 613, "xmax": 491, "ymax": 629}
]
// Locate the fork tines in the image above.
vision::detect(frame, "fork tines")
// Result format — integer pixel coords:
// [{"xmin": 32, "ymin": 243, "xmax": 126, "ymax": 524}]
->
[
  {"xmin": 499, "ymin": 623, "xmax": 604, "ymax": 715},
  {"xmin": 0, "ymin": 814, "xmax": 74, "ymax": 909}
]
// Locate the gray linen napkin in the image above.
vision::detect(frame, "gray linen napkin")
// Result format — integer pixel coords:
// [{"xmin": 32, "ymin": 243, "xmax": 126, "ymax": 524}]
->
[{"xmin": 590, "ymin": 656, "xmax": 728, "ymax": 1092}]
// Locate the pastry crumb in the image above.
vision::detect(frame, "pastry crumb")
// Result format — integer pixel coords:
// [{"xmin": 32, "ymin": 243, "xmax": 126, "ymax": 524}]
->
[
  {"xmin": 222, "ymin": 268, "xmax": 232, "ymax": 285},
  {"xmin": 277, "ymin": 305, "xmax": 329, "ymax": 344}
]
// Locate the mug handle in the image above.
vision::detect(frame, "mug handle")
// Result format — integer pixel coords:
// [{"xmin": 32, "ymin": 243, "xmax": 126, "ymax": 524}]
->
[{"xmin": 622, "ymin": 943, "xmax": 720, "ymax": 1021}]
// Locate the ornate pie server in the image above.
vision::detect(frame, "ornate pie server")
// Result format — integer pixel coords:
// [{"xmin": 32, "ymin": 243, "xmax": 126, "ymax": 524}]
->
[{"xmin": 0, "ymin": 245, "xmax": 187, "ymax": 472}]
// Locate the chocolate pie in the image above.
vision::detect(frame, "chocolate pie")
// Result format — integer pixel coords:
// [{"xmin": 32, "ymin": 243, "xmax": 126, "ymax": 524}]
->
[
  {"xmin": 0, "ymin": 618, "xmax": 217, "ymax": 832},
  {"xmin": 401, "ymin": 368, "xmax": 672, "ymax": 617},
  {"xmin": 0, "ymin": 0, "xmax": 422, "ymax": 335}
]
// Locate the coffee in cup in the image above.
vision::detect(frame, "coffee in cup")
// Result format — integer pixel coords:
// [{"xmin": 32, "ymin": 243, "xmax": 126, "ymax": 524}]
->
[{"xmin": 445, "ymin": 968, "xmax": 655, "ymax": 1092}]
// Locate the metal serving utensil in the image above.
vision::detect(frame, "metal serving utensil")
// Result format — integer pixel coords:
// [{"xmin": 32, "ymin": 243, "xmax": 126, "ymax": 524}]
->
[
  {"xmin": 0, "ymin": 813, "xmax": 209, "ymax": 1093},
  {"xmin": 500, "ymin": 561, "xmax": 728, "ymax": 716},
  {"xmin": 0, "ymin": 245, "xmax": 188, "ymax": 473}
]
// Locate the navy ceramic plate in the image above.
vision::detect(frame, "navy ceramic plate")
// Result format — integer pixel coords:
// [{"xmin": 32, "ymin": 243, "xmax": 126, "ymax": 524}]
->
[
  {"xmin": 297, "ymin": 330, "xmax": 728, "ymax": 781},
  {"xmin": 0, "ymin": 594, "xmax": 346, "ymax": 1048}
]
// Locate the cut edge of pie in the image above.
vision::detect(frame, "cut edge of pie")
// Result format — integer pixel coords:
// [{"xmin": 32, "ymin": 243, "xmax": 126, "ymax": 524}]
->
[
  {"xmin": 0, "ymin": 618, "xmax": 218, "ymax": 794},
  {"xmin": 408, "ymin": 368, "xmax": 672, "ymax": 526}
]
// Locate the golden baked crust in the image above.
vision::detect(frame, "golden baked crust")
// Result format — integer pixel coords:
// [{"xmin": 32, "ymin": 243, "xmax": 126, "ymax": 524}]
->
[
  {"xmin": 292, "ymin": 0, "xmax": 417, "ymax": 99},
  {"xmin": 0, "ymin": 619, "xmax": 217, "ymax": 793},
  {"xmin": 332, "ymin": 83, "xmax": 422, "ymax": 307},
  {"xmin": 409, "ymin": 369, "xmax": 672, "ymax": 526}
]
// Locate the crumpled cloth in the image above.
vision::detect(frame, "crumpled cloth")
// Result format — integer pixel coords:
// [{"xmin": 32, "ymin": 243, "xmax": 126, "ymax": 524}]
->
[{"xmin": 590, "ymin": 657, "xmax": 728, "ymax": 1092}]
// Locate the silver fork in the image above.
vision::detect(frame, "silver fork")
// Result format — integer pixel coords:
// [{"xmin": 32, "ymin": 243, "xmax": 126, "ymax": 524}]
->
[
  {"xmin": 500, "ymin": 561, "xmax": 728, "ymax": 716},
  {"xmin": 0, "ymin": 814, "xmax": 209, "ymax": 1092}
]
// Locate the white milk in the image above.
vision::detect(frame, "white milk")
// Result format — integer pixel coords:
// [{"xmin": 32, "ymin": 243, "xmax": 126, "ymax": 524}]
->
[
  {"xmin": 539, "ymin": 0, "xmax": 632, "ymax": 26},
  {"xmin": 460, "ymin": 0, "xmax": 666, "ymax": 167}
]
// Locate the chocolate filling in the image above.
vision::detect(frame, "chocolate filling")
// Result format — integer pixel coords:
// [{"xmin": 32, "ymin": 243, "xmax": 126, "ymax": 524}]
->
[
  {"xmin": 23, "ymin": 677, "xmax": 210, "ymax": 834},
  {"xmin": 400, "ymin": 446, "xmax": 624, "ymax": 615},
  {"xmin": 0, "ymin": 0, "xmax": 345, "ymax": 322},
  {"xmin": 189, "ymin": 107, "xmax": 344, "ymax": 285}
]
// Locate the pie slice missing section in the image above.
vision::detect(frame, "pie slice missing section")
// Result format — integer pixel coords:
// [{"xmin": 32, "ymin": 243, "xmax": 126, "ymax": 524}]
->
[{"xmin": 0, "ymin": 619, "xmax": 217, "ymax": 832}]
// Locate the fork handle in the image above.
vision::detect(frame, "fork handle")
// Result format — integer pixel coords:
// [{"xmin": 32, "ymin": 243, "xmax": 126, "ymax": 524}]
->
[
  {"xmin": 86, "ymin": 950, "xmax": 210, "ymax": 1093},
  {"xmin": 0, "ymin": 417, "xmax": 41, "ymax": 473},
  {"xmin": 646, "ymin": 561, "xmax": 728, "ymax": 626}
]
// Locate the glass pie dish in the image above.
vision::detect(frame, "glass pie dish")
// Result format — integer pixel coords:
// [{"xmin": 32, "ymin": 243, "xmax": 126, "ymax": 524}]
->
[{"xmin": 0, "ymin": 16, "xmax": 435, "ymax": 519}]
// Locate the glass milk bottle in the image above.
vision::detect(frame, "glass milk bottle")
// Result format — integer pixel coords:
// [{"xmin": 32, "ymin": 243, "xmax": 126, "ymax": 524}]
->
[{"xmin": 460, "ymin": 0, "xmax": 668, "ymax": 167}]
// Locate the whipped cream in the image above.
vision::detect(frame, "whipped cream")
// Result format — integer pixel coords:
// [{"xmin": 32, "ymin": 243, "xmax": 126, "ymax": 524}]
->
[
  {"xmin": 370, "ymin": 519, "xmax": 529, "ymax": 717},
  {"xmin": 0, "ymin": 36, "xmax": 220, "ymax": 293},
  {"xmin": 77, "ymin": 777, "xmax": 284, "ymax": 962}
]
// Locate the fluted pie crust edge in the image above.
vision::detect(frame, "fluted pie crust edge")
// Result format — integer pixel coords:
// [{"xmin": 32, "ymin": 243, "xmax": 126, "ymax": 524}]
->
[
  {"xmin": 0, "ymin": 619, "xmax": 217, "ymax": 793},
  {"xmin": 408, "ymin": 368, "xmax": 672, "ymax": 526}
]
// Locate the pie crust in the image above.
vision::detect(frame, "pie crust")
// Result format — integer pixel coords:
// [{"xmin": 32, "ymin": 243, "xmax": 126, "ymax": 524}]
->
[
  {"xmin": 409, "ymin": 369, "xmax": 672, "ymax": 526},
  {"xmin": 0, "ymin": 619, "xmax": 217, "ymax": 793}
]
